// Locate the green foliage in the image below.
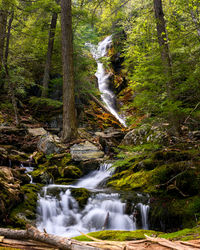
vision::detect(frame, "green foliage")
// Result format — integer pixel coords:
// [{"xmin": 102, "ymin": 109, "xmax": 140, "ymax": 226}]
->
[{"xmin": 29, "ymin": 97, "xmax": 62, "ymax": 109}]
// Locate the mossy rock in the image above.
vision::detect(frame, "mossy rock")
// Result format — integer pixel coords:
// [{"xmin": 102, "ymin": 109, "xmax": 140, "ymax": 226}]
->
[
  {"xmin": 150, "ymin": 195, "xmax": 200, "ymax": 231},
  {"xmin": 54, "ymin": 177, "xmax": 75, "ymax": 185},
  {"xmin": 63, "ymin": 165, "xmax": 82, "ymax": 179},
  {"xmin": 73, "ymin": 229, "xmax": 160, "ymax": 241},
  {"xmin": 71, "ymin": 188, "xmax": 91, "ymax": 208},
  {"xmin": 9, "ymin": 184, "xmax": 42, "ymax": 228}
]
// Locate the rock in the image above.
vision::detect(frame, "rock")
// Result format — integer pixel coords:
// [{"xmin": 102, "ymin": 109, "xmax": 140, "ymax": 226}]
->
[
  {"xmin": 37, "ymin": 133, "xmax": 64, "ymax": 155},
  {"xmin": 121, "ymin": 124, "xmax": 168, "ymax": 146},
  {"xmin": 70, "ymin": 141, "xmax": 104, "ymax": 161},
  {"xmin": 63, "ymin": 165, "xmax": 82, "ymax": 179},
  {"xmin": 0, "ymin": 166, "xmax": 22, "ymax": 225},
  {"xmin": 95, "ymin": 130, "xmax": 124, "ymax": 154},
  {"xmin": 28, "ymin": 127, "xmax": 47, "ymax": 137}
]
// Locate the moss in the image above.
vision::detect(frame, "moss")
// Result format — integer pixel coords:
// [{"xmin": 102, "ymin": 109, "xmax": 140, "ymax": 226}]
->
[
  {"xmin": 55, "ymin": 178, "xmax": 75, "ymax": 185},
  {"xmin": 71, "ymin": 188, "xmax": 91, "ymax": 208},
  {"xmin": 9, "ymin": 184, "xmax": 42, "ymax": 228},
  {"xmin": 73, "ymin": 230, "xmax": 160, "ymax": 241},
  {"xmin": 159, "ymin": 226, "xmax": 200, "ymax": 241},
  {"xmin": 62, "ymin": 165, "xmax": 82, "ymax": 179}
]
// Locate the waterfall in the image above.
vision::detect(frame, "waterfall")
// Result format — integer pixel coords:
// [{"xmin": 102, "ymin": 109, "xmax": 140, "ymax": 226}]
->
[
  {"xmin": 21, "ymin": 163, "xmax": 34, "ymax": 184},
  {"xmin": 87, "ymin": 36, "xmax": 126, "ymax": 127},
  {"xmin": 137, "ymin": 203, "xmax": 150, "ymax": 230},
  {"xmin": 36, "ymin": 163, "xmax": 149, "ymax": 237}
]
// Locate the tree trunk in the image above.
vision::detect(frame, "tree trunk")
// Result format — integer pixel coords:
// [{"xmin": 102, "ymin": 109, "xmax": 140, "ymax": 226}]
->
[
  {"xmin": 0, "ymin": 1, "xmax": 7, "ymax": 72},
  {"xmin": 61, "ymin": 0, "xmax": 77, "ymax": 142},
  {"xmin": 153, "ymin": 0, "xmax": 173, "ymax": 97},
  {"xmin": 153, "ymin": 0, "xmax": 179, "ymax": 133},
  {"xmin": 4, "ymin": 12, "xmax": 19, "ymax": 126},
  {"xmin": 41, "ymin": 12, "xmax": 58, "ymax": 97}
]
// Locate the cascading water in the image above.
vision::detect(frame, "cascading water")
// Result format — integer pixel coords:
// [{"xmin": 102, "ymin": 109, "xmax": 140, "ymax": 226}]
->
[
  {"xmin": 87, "ymin": 36, "xmax": 126, "ymax": 127},
  {"xmin": 36, "ymin": 163, "xmax": 149, "ymax": 237}
]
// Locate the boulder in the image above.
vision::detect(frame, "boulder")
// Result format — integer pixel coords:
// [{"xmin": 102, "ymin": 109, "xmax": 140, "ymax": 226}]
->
[
  {"xmin": 95, "ymin": 130, "xmax": 124, "ymax": 153},
  {"xmin": 37, "ymin": 133, "xmax": 64, "ymax": 155},
  {"xmin": 121, "ymin": 124, "xmax": 168, "ymax": 146},
  {"xmin": 70, "ymin": 141, "xmax": 104, "ymax": 161},
  {"xmin": 28, "ymin": 127, "xmax": 47, "ymax": 137},
  {"xmin": 0, "ymin": 166, "xmax": 22, "ymax": 225}
]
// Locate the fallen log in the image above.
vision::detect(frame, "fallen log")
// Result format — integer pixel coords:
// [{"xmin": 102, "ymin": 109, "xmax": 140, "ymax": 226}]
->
[
  {"xmin": 0, "ymin": 226, "xmax": 100, "ymax": 250},
  {"xmin": 144, "ymin": 235, "xmax": 194, "ymax": 250}
]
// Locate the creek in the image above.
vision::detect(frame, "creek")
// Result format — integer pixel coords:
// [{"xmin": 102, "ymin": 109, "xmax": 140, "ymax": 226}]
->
[
  {"xmin": 86, "ymin": 35, "xmax": 126, "ymax": 127},
  {"xmin": 35, "ymin": 37, "xmax": 149, "ymax": 237},
  {"xmin": 36, "ymin": 163, "xmax": 149, "ymax": 237}
]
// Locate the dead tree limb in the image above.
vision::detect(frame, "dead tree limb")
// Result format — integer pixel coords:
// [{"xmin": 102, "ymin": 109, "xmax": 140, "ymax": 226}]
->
[
  {"xmin": 0, "ymin": 226, "xmax": 100, "ymax": 250},
  {"xmin": 144, "ymin": 235, "xmax": 194, "ymax": 250}
]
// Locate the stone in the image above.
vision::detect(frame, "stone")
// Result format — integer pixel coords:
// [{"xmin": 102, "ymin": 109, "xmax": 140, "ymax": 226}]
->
[
  {"xmin": 0, "ymin": 166, "xmax": 22, "ymax": 225},
  {"xmin": 70, "ymin": 141, "xmax": 104, "ymax": 161},
  {"xmin": 28, "ymin": 127, "xmax": 47, "ymax": 137},
  {"xmin": 37, "ymin": 133, "xmax": 64, "ymax": 155}
]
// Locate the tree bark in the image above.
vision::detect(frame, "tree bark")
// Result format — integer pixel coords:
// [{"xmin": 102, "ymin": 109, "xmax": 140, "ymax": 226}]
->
[
  {"xmin": 61, "ymin": 0, "xmax": 77, "ymax": 142},
  {"xmin": 0, "ymin": 1, "xmax": 7, "ymax": 72},
  {"xmin": 153, "ymin": 0, "xmax": 173, "ymax": 97},
  {"xmin": 0, "ymin": 226, "xmax": 100, "ymax": 250},
  {"xmin": 153, "ymin": 0, "xmax": 179, "ymax": 133},
  {"xmin": 41, "ymin": 12, "xmax": 58, "ymax": 97},
  {"xmin": 4, "ymin": 12, "xmax": 19, "ymax": 126}
]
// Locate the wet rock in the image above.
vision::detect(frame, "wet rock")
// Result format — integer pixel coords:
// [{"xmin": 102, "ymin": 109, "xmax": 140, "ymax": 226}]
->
[
  {"xmin": 37, "ymin": 133, "xmax": 64, "ymax": 155},
  {"xmin": 70, "ymin": 141, "xmax": 104, "ymax": 161}
]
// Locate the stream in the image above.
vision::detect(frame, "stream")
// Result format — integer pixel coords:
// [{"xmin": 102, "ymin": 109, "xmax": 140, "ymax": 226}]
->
[
  {"xmin": 36, "ymin": 163, "xmax": 149, "ymax": 237},
  {"xmin": 36, "ymin": 36, "xmax": 149, "ymax": 237},
  {"xmin": 87, "ymin": 35, "xmax": 126, "ymax": 127}
]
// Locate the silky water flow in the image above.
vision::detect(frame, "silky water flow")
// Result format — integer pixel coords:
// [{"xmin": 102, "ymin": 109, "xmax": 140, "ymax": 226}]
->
[{"xmin": 36, "ymin": 163, "xmax": 149, "ymax": 237}]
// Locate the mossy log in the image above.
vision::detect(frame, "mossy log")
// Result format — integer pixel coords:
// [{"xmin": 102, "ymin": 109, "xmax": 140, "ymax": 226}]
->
[{"xmin": 0, "ymin": 226, "xmax": 100, "ymax": 250}]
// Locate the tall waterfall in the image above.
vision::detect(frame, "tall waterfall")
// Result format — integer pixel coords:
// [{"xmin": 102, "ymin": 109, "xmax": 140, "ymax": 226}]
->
[
  {"xmin": 87, "ymin": 36, "xmax": 126, "ymax": 127},
  {"xmin": 36, "ymin": 163, "xmax": 149, "ymax": 237}
]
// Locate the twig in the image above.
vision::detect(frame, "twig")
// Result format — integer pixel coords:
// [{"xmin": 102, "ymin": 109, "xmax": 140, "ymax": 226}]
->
[{"xmin": 184, "ymin": 102, "xmax": 200, "ymax": 124}]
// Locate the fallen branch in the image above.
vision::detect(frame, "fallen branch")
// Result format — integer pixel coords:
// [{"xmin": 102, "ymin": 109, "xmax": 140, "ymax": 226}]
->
[
  {"xmin": 0, "ymin": 225, "xmax": 100, "ymax": 250},
  {"xmin": 178, "ymin": 241, "xmax": 200, "ymax": 248},
  {"xmin": 144, "ymin": 234, "xmax": 194, "ymax": 250},
  {"xmin": 184, "ymin": 102, "xmax": 200, "ymax": 124}
]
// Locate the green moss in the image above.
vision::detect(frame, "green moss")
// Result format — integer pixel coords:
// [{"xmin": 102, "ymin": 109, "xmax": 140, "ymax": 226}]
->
[
  {"xmin": 71, "ymin": 188, "xmax": 91, "ymax": 208},
  {"xmin": 62, "ymin": 165, "xmax": 82, "ymax": 179},
  {"xmin": 73, "ymin": 230, "xmax": 160, "ymax": 241},
  {"xmin": 9, "ymin": 184, "xmax": 42, "ymax": 228},
  {"xmin": 159, "ymin": 226, "xmax": 200, "ymax": 241}
]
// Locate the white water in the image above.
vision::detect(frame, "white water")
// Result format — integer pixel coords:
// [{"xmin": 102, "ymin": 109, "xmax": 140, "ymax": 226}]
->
[
  {"xmin": 36, "ymin": 163, "xmax": 150, "ymax": 237},
  {"xmin": 21, "ymin": 163, "xmax": 34, "ymax": 184},
  {"xmin": 137, "ymin": 203, "xmax": 150, "ymax": 230},
  {"xmin": 87, "ymin": 36, "xmax": 126, "ymax": 127}
]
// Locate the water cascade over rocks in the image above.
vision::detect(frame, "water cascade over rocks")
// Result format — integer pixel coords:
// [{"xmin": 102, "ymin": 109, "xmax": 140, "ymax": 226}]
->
[
  {"xmin": 36, "ymin": 163, "xmax": 149, "ymax": 237},
  {"xmin": 87, "ymin": 36, "xmax": 127, "ymax": 127}
]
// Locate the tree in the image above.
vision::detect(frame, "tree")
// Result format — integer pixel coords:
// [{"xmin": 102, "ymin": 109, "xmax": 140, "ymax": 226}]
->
[
  {"xmin": 153, "ymin": 0, "xmax": 173, "ymax": 98},
  {"xmin": 41, "ymin": 12, "xmax": 58, "ymax": 97},
  {"xmin": 0, "ymin": 0, "xmax": 7, "ymax": 73},
  {"xmin": 61, "ymin": 0, "xmax": 77, "ymax": 141}
]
